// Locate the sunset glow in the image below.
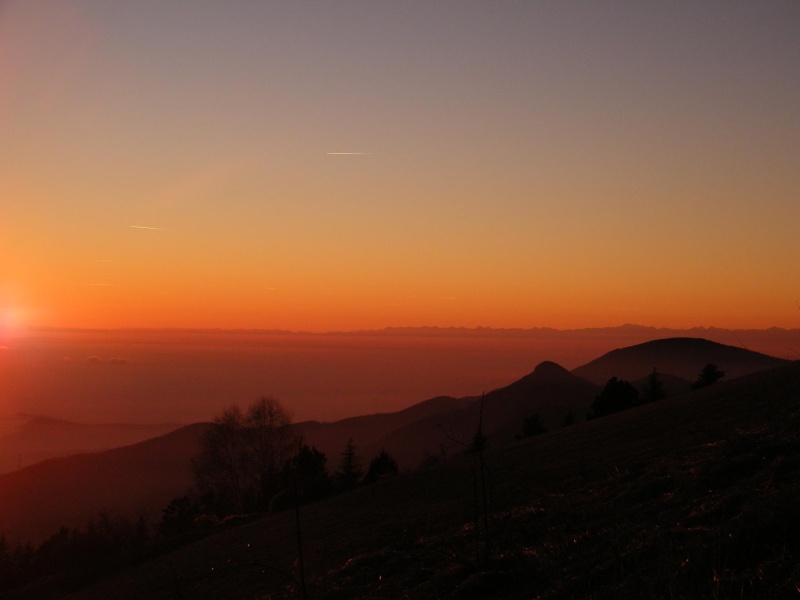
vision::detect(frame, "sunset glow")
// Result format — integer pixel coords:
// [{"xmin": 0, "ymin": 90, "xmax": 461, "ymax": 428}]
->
[
  {"xmin": 4, "ymin": 4, "xmax": 800, "ymax": 590},
  {"xmin": 2, "ymin": 1, "xmax": 798, "ymax": 332}
]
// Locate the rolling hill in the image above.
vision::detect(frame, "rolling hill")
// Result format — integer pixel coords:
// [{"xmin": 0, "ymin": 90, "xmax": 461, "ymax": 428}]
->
[
  {"xmin": 572, "ymin": 337, "xmax": 788, "ymax": 385},
  {"xmin": 0, "ymin": 423, "xmax": 208, "ymax": 545},
  {"xmin": 294, "ymin": 394, "xmax": 471, "ymax": 471},
  {"xmin": 0, "ymin": 363, "xmax": 593, "ymax": 544},
  {"xmin": 359, "ymin": 360, "xmax": 599, "ymax": 469},
  {"xmin": 0, "ymin": 417, "xmax": 182, "ymax": 475}
]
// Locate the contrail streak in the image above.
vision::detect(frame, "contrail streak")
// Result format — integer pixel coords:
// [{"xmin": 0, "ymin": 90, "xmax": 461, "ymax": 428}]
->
[{"xmin": 130, "ymin": 225, "xmax": 164, "ymax": 230}]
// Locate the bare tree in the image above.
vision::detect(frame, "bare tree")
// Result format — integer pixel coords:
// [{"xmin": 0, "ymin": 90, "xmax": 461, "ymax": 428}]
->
[
  {"xmin": 194, "ymin": 397, "xmax": 295, "ymax": 515},
  {"xmin": 246, "ymin": 397, "xmax": 294, "ymax": 505},
  {"xmin": 193, "ymin": 404, "xmax": 249, "ymax": 514}
]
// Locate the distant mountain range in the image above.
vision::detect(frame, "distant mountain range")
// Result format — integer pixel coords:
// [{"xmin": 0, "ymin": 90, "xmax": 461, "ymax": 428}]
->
[{"xmin": 0, "ymin": 337, "xmax": 790, "ymax": 545}]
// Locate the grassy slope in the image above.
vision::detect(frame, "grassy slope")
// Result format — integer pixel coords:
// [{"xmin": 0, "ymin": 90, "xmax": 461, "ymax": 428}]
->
[{"xmin": 40, "ymin": 360, "xmax": 800, "ymax": 600}]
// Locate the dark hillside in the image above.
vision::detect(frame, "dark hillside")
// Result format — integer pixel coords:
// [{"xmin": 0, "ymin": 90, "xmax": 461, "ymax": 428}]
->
[
  {"xmin": 572, "ymin": 337, "xmax": 788, "ymax": 384},
  {"xmin": 0, "ymin": 423, "xmax": 208, "ymax": 544},
  {"xmin": 0, "ymin": 395, "xmax": 469, "ymax": 545},
  {"xmin": 294, "ymin": 395, "xmax": 469, "ymax": 469},
  {"xmin": 481, "ymin": 361, "xmax": 598, "ymax": 442},
  {"xmin": 361, "ymin": 361, "xmax": 598, "ymax": 469},
  {"xmin": 42, "ymin": 363, "xmax": 800, "ymax": 599},
  {"xmin": 632, "ymin": 371, "xmax": 691, "ymax": 396}
]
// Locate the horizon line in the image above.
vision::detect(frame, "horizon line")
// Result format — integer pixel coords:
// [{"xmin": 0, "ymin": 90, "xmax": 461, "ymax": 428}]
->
[{"xmin": 19, "ymin": 324, "xmax": 799, "ymax": 336}]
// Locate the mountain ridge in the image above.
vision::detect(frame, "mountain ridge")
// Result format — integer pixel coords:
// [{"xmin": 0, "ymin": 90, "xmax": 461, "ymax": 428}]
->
[
  {"xmin": 0, "ymin": 418, "xmax": 184, "ymax": 475},
  {"xmin": 0, "ymin": 423, "xmax": 208, "ymax": 544},
  {"xmin": 572, "ymin": 337, "xmax": 789, "ymax": 385}
]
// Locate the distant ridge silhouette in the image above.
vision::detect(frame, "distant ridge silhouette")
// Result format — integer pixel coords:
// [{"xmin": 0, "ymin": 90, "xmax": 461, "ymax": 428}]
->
[
  {"xmin": 358, "ymin": 359, "xmax": 598, "ymax": 468},
  {"xmin": 571, "ymin": 337, "xmax": 788, "ymax": 385},
  {"xmin": 0, "ymin": 423, "xmax": 208, "ymax": 544},
  {"xmin": 0, "ymin": 417, "xmax": 183, "ymax": 475}
]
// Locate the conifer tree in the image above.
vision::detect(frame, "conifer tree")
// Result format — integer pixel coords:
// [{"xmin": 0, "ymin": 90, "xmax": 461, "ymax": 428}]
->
[
  {"xmin": 642, "ymin": 368, "xmax": 666, "ymax": 402},
  {"xmin": 519, "ymin": 413, "xmax": 547, "ymax": 438},
  {"xmin": 364, "ymin": 450, "xmax": 398, "ymax": 483},
  {"xmin": 692, "ymin": 363, "xmax": 725, "ymax": 390},
  {"xmin": 589, "ymin": 376, "xmax": 639, "ymax": 418},
  {"xmin": 334, "ymin": 437, "xmax": 363, "ymax": 490},
  {"xmin": 560, "ymin": 409, "xmax": 576, "ymax": 427}
]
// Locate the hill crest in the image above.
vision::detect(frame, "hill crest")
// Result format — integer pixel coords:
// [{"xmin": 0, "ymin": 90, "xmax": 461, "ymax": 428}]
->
[{"xmin": 572, "ymin": 337, "xmax": 788, "ymax": 385}]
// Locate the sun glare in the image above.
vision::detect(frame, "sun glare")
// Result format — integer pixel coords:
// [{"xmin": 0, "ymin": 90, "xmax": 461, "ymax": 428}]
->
[{"xmin": 0, "ymin": 306, "xmax": 27, "ymax": 341}]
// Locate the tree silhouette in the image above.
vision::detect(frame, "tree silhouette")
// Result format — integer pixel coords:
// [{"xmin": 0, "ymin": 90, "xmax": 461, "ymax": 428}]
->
[
  {"xmin": 590, "ymin": 376, "xmax": 639, "ymax": 418},
  {"xmin": 290, "ymin": 444, "xmax": 331, "ymax": 502},
  {"xmin": 692, "ymin": 363, "xmax": 725, "ymax": 389},
  {"xmin": 519, "ymin": 413, "xmax": 547, "ymax": 438},
  {"xmin": 159, "ymin": 496, "xmax": 198, "ymax": 537},
  {"xmin": 334, "ymin": 437, "xmax": 363, "ymax": 491},
  {"xmin": 642, "ymin": 368, "xmax": 666, "ymax": 402},
  {"xmin": 364, "ymin": 449, "xmax": 398, "ymax": 483},
  {"xmin": 247, "ymin": 397, "xmax": 294, "ymax": 505},
  {"xmin": 193, "ymin": 404, "xmax": 249, "ymax": 514},
  {"xmin": 193, "ymin": 397, "xmax": 294, "ymax": 515}
]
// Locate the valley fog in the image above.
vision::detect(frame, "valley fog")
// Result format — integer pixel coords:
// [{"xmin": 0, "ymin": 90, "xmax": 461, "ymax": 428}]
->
[{"xmin": 1, "ymin": 327, "xmax": 796, "ymax": 425}]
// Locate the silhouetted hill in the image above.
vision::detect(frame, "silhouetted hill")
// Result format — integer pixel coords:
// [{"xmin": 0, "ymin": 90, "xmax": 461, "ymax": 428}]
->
[
  {"xmin": 572, "ymin": 337, "xmax": 788, "ymax": 385},
  {"xmin": 40, "ymin": 360, "xmax": 800, "ymax": 600},
  {"xmin": 0, "ymin": 361, "xmax": 594, "ymax": 544},
  {"xmin": 362, "ymin": 361, "xmax": 598, "ymax": 469},
  {"xmin": 0, "ymin": 394, "xmax": 470, "ymax": 545},
  {"xmin": 0, "ymin": 423, "xmax": 208, "ymax": 544},
  {"xmin": 0, "ymin": 417, "xmax": 183, "ymax": 474},
  {"xmin": 479, "ymin": 360, "xmax": 599, "ymax": 442},
  {"xmin": 294, "ymin": 395, "xmax": 470, "ymax": 468}
]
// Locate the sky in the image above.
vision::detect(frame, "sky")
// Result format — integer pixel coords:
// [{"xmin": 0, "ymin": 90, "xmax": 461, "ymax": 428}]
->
[{"xmin": 2, "ymin": 1, "xmax": 799, "ymax": 334}]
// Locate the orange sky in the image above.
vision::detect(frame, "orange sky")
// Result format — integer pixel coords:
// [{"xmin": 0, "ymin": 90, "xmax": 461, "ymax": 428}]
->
[{"xmin": 2, "ymin": 1, "xmax": 799, "ymax": 334}]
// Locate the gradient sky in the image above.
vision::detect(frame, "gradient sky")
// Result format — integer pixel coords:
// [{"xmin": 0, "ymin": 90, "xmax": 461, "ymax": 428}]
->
[{"xmin": 2, "ymin": 1, "xmax": 799, "ymax": 334}]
